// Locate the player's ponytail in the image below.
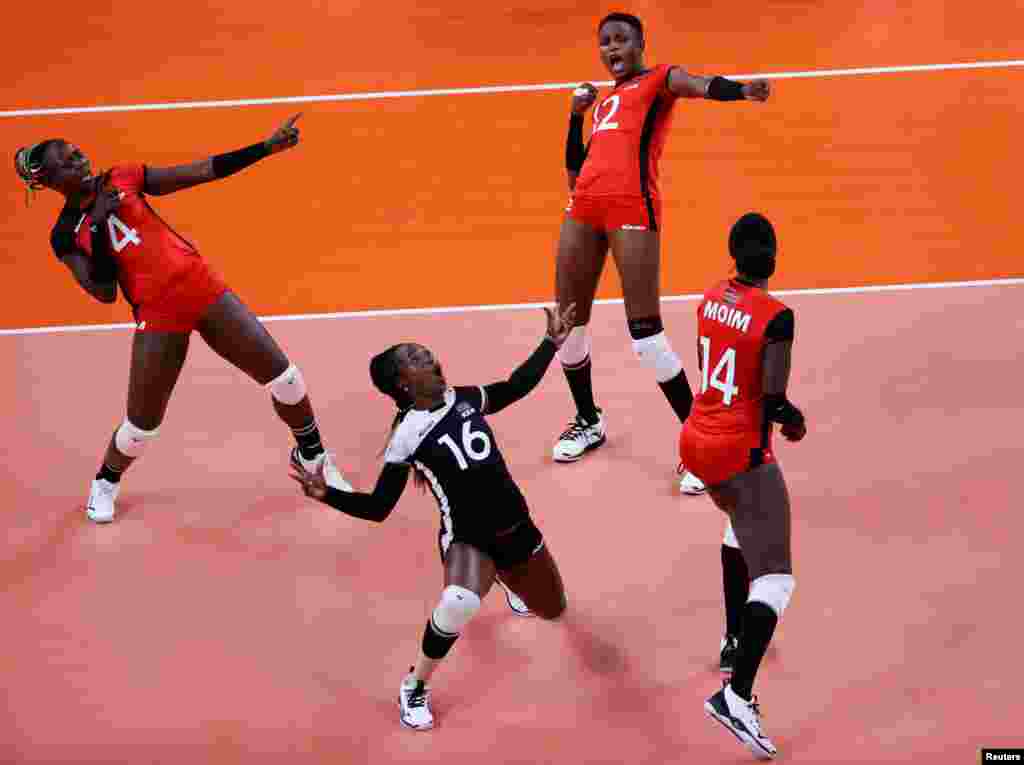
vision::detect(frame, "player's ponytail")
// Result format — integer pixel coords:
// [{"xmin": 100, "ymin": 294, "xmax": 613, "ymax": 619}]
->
[
  {"xmin": 14, "ymin": 140, "xmax": 59, "ymax": 206},
  {"xmin": 729, "ymin": 212, "xmax": 777, "ymax": 280}
]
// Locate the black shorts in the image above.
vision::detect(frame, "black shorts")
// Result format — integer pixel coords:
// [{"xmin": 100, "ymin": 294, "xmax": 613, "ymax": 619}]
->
[{"xmin": 438, "ymin": 516, "xmax": 545, "ymax": 571}]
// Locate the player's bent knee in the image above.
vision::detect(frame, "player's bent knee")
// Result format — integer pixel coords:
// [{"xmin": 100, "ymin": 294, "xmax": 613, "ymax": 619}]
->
[
  {"xmin": 431, "ymin": 585, "xmax": 482, "ymax": 635},
  {"xmin": 631, "ymin": 331, "xmax": 683, "ymax": 383},
  {"xmin": 557, "ymin": 325, "xmax": 590, "ymax": 368},
  {"xmin": 265, "ymin": 363, "xmax": 307, "ymax": 406},
  {"xmin": 748, "ymin": 573, "xmax": 795, "ymax": 618},
  {"xmin": 113, "ymin": 418, "xmax": 159, "ymax": 458}
]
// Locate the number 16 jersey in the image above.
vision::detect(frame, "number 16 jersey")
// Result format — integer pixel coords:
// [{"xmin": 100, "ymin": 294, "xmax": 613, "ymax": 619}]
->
[{"xmin": 384, "ymin": 386, "xmax": 529, "ymax": 543}]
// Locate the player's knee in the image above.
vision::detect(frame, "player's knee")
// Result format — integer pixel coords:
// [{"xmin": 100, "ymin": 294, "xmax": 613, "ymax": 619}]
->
[
  {"xmin": 113, "ymin": 418, "xmax": 160, "ymax": 459},
  {"xmin": 748, "ymin": 573, "xmax": 795, "ymax": 618},
  {"xmin": 431, "ymin": 585, "xmax": 482, "ymax": 635},
  {"xmin": 723, "ymin": 520, "xmax": 740, "ymax": 549},
  {"xmin": 265, "ymin": 363, "xmax": 307, "ymax": 406},
  {"xmin": 557, "ymin": 324, "xmax": 590, "ymax": 368},
  {"xmin": 630, "ymin": 319, "xmax": 683, "ymax": 383}
]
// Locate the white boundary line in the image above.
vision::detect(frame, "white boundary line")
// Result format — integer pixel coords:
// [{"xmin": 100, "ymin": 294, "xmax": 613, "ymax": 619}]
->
[
  {"xmin": 2, "ymin": 59, "xmax": 1023, "ymax": 118},
  {"xmin": 2, "ymin": 277, "xmax": 1021, "ymax": 337}
]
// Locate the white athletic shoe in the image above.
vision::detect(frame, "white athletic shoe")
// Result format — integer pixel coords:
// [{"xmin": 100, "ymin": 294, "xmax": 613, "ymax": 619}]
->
[
  {"xmin": 496, "ymin": 578, "xmax": 533, "ymax": 617},
  {"xmin": 398, "ymin": 674, "xmax": 434, "ymax": 731},
  {"xmin": 678, "ymin": 468, "xmax": 706, "ymax": 496},
  {"xmin": 86, "ymin": 478, "xmax": 120, "ymax": 523},
  {"xmin": 552, "ymin": 410, "xmax": 607, "ymax": 462},
  {"xmin": 704, "ymin": 683, "xmax": 777, "ymax": 760},
  {"xmin": 292, "ymin": 449, "xmax": 353, "ymax": 492}
]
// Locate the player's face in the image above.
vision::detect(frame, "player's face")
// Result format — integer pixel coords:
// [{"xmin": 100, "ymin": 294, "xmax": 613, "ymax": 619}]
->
[
  {"xmin": 398, "ymin": 344, "xmax": 447, "ymax": 404},
  {"xmin": 43, "ymin": 142, "xmax": 93, "ymax": 195},
  {"xmin": 598, "ymin": 21, "xmax": 643, "ymax": 80}
]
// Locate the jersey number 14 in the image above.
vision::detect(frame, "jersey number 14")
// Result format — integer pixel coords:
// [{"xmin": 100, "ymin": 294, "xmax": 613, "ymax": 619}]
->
[{"xmin": 699, "ymin": 336, "xmax": 739, "ymax": 405}]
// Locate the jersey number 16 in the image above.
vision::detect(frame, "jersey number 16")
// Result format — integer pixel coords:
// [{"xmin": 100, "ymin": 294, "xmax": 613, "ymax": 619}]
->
[
  {"xmin": 438, "ymin": 421, "xmax": 492, "ymax": 470},
  {"xmin": 699, "ymin": 336, "xmax": 739, "ymax": 406}
]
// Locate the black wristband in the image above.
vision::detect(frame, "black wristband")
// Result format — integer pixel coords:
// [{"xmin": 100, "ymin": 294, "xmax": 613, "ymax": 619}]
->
[
  {"xmin": 211, "ymin": 142, "xmax": 270, "ymax": 179},
  {"xmin": 566, "ymin": 113, "xmax": 586, "ymax": 172},
  {"xmin": 89, "ymin": 221, "xmax": 117, "ymax": 282},
  {"xmin": 764, "ymin": 394, "xmax": 804, "ymax": 428},
  {"xmin": 706, "ymin": 76, "xmax": 746, "ymax": 102}
]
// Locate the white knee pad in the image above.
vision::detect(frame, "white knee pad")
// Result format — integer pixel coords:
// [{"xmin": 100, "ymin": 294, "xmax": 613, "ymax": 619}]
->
[
  {"xmin": 265, "ymin": 363, "xmax": 307, "ymax": 406},
  {"xmin": 632, "ymin": 332, "xmax": 683, "ymax": 383},
  {"xmin": 748, "ymin": 573, "xmax": 795, "ymax": 618},
  {"xmin": 431, "ymin": 585, "xmax": 482, "ymax": 635},
  {"xmin": 114, "ymin": 419, "xmax": 159, "ymax": 458},
  {"xmin": 723, "ymin": 520, "xmax": 740, "ymax": 549},
  {"xmin": 556, "ymin": 324, "xmax": 590, "ymax": 367}
]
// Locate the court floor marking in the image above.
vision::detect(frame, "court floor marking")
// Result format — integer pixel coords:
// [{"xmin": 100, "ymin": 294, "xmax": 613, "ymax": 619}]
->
[
  {"xmin": 1, "ymin": 277, "xmax": 1021, "ymax": 337},
  {"xmin": 2, "ymin": 59, "xmax": 1023, "ymax": 118}
]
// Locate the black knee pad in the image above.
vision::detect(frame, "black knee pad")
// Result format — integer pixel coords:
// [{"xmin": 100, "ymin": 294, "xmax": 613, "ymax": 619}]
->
[{"xmin": 627, "ymin": 315, "xmax": 664, "ymax": 340}]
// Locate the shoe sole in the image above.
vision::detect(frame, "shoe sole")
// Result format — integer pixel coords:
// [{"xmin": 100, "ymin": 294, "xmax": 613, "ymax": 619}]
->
[
  {"xmin": 552, "ymin": 433, "xmax": 607, "ymax": 463},
  {"xmin": 703, "ymin": 703, "xmax": 776, "ymax": 760},
  {"xmin": 86, "ymin": 508, "xmax": 114, "ymax": 523}
]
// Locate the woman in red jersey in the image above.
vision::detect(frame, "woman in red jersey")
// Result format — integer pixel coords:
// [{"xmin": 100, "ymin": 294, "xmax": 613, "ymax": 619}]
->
[
  {"xmin": 14, "ymin": 115, "xmax": 350, "ymax": 523},
  {"xmin": 552, "ymin": 12, "xmax": 770, "ymax": 485},
  {"xmin": 680, "ymin": 212, "xmax": 805, "ymax": 761}
]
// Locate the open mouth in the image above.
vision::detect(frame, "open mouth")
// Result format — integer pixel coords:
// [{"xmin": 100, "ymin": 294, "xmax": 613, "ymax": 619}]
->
[{"xmin": 608, "ymin": 54, "xmax": 626, "ymax": 75}]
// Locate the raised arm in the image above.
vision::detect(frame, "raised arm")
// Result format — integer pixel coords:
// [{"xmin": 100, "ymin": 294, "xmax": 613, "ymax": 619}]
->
[
  {"xmin": 666, "ymin": 67, "xmax": 770, "ymax": 102},
  {"xmin": 291, "ymin": 460, "xmax": 410, "ymax": 523},
  {"xmin": 565, "ymin": 84, "xmax": 599, "ymax": 191},
  {"xmin": 761, "ymin": 309, "xmax": 806, "ymax": 442},
  {"xmin": 143, "ymin": 114, "xmax": 302, "ymax": 196},
  {"xmin": 482, "ymin": 304, "xmax": 576, "ymax": 415}
]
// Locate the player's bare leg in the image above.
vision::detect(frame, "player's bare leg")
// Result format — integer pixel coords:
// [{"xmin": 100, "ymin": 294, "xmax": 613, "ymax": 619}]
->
[
  {"xmin": 553, "ymin": 217, "xmax": 609, "ymax": 461},
  {"xmin": 400, "ymin": 543, "xmax": 496, "ymax": 730},
  {"xmin": 704, "ymin": 463, "xmax": 795, "ymax": 759},
  {"xmin": 496, "ymin": 543, "xmax": 567, "ymax": 620},
  {"xmin": 89, "ymin": 330, "xmax": 190, "ymax": 522},
  {"xmin": 608, "ymin": 228, "xmax": 703, "ymax": 490},
  {"xmin": 197, "ymin": 291, "xmax": 350, "ymax": 491}
]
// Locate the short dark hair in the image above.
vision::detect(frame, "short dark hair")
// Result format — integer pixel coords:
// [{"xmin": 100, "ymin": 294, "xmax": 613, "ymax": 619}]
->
[
  {"xmin": 597, "ymin": 12, "xmax": 644, "ymax": 47},
  {"xmin": 729, "ymin": 213, "xmax": 777, "ymax": 279}
]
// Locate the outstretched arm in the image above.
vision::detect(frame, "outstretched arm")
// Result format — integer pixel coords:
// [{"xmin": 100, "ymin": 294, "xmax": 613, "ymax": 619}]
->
[
  {"xmin": 666, "ymin": 67, "xmax": 770, "ymax": 102},
  {"xmin": 143, "ymin": 114, "xmax": 302, "ymax": 196},
  {"xmin": 482, "ymin": 303, "xmax": 576, "ymax": 415},
  {"xmin": 290, "ymin": 460, "xmax": 410, "ymax": 523}
]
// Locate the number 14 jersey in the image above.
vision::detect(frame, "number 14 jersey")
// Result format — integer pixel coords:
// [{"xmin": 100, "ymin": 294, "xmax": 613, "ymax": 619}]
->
[
  {"xmin": 689, "ymin": 279, "xmax": 793, "ymax": 437},
  {"xmin": 384, "ymin": 386, "xmax": 529, "ymax": 540}
]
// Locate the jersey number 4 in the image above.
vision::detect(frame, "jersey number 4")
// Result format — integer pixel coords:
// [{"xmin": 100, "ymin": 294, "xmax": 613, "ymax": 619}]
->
[
  {"xmin": 438, "ymin": 421, "xmax": 492, "ymax": 470},
  {"xmin": 106, "ymin": 215, "xmax": 142, "ymax": 253},
  {"xmin": 699, "ymin": 336, "xmax": 739, "ymax": 405}
]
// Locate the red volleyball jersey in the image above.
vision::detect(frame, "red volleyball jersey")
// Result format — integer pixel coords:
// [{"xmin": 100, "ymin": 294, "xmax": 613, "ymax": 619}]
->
[
  {"xmin": 574, "ymin": 63, "xmax": 678, "ymax": 200},
  {"xmin": 689, "ymin": 279, "xmax": 791, "ymax": 436},
  {"xmin": 68, "ymin": 165, "xmax": 201, "ymax": 306}
]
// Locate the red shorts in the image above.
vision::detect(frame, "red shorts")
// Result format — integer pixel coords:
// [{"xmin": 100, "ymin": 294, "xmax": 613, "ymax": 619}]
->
[
  {"xmin": 679, "ymin": 422, "xmax": 775, "ymax": 488},
  {"xmin": 566, "ymin": 194, "xmax": 662, "ymax": 233},
  {"xmin": 133, "ymin": 258, "xmax": 228, "ymax": 333}
]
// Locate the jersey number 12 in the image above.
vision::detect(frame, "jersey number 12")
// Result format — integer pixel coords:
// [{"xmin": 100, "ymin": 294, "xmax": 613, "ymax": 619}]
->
[
  {"xmin": 438, "ymin": 421, "xmax": 492, "ymax": 470},
  {"xmin": 699, "ymin": 336, "xmax": 739, "ymax": 406}
]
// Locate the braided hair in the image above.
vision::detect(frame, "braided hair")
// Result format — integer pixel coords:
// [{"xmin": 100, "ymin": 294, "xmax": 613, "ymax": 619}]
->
[
  {"xmin": 13, "ymin": 140, "xmax": 61, "ymax": 205},
  {"xmin": 371, "ymin": 344, "xmax": 431, "ymax": 488},
  {"xmin": 729, "ymin": 212, "xmax": 777, "ymax": 280}
]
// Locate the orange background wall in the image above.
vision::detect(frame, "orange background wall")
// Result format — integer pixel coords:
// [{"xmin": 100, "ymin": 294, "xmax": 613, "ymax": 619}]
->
[{"xmin": 2, "ymin": 1, "xmax": 1023, "ymax": 329}]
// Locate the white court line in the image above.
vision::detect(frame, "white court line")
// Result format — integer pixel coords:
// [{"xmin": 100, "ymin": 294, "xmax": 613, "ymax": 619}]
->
[
  {"xmin": 2, "ymin": 59, "xmax": 1023, "ymax": 118},
  {"xmin": 1, "ymin": 277, "xmax": 1021, "ymax": 337}
]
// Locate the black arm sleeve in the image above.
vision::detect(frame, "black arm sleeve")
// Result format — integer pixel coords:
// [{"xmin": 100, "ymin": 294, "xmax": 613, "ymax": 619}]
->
[
  {"xmin": 319, "ymin": 462, "xmax": 410, "ymax": 522},
  {"xmin": 706, "ymin": 76, "xmax": 746, "ymax": 101},
  {"xmin": 87, "ymin": 220, "xmax": 117, "ymax": 282},
  {"xmin": 764, "ymin": 308, "xmax": 794, "ymax": 342},
  {"xmin": 764, "ymin": 394, "xmax": 804, "ymax": 428},
  {"xmin": 482, "ymin": 338, "xmax": 558, "ymax": 415},
  {"xmin": 566, "ymin": 113, "xmax": 586, "ymax": 172},
  {"xmin": 211, "ymin": 142, "xmax": 270, "ymax": 179},
  {"xmin": 49, "ymin": 205, "xmax": 81, "ymax": 260}
]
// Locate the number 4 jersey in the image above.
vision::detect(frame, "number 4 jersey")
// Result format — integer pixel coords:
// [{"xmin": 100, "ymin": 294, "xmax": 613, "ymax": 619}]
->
[
  {"xmin": 50, "ymin": 165, "xmax": 202, "ymax": 307},
  {"xmin": 688, "ymin": 279, "xmax": 795, "ymax": 438},
  {"xmin": 384, "ymin": 386, "xmax": 530, "ymax": 544}
]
